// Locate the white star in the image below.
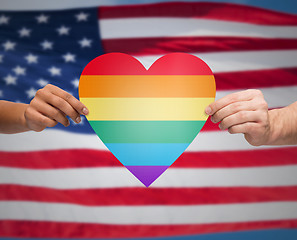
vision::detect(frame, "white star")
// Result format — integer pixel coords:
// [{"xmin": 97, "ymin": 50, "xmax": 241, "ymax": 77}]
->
[
  {"xmin": 75, "ymin": 12, "xmax": 89, "ymax": 22},
  {"xmin": 48, "ymin": 66, "xmax": 61, "ymax": 76},
  {"xmin": 62, "ymin": 52, "xmax": 76, "ymax": 62},
  {"xmin": 71, "ymin": 78, "xmax": 79, "ymax": 88},
  {"xmin": 40, "ymin": 40, "xmax": 53, "ymax": 50},
  {"xmin": 18, "ymin": 27, "xmax": 31, "ymax": 37},
  {"xmin": 36, "ymin": 14, "xmax": 49, "ymax": 24},
  {"xmin": 25, "ymin": 53, "xmax": 38, "ymax": 64},
  {"xmin": 0, "ymin": 90, "xmax": 3, "ymax": 97},
  {"xmin": 0, "ymin": 55, "xmax": 3, "ymax": 63},
  {"xmin": 78, "ymin": 37, "xmax": 92, "ymax": 48},
  {"xmin": 37, "ymin": 79, "xmax": 49, "ymax": 87},
  {"xmin": 2, "ymin": 40, "xmax": 16, "ymax": 51},
  {"xmin": 57, "ymin": 25, "xmax": 70, "ymax": 35},
  {"xmin": 26, "ymin": 87, "xmax": 37, "ymax": 98},
  {"xmin": 3, "ymin": 74, "xmax": 17, "ymax": 85},
  {"xmin": 0, "ymin": 15, "xmax": 10, "ymax": 25},
  {"xmin": 13, "ymin": 65, "xmax": 26, "ymax": 75}
]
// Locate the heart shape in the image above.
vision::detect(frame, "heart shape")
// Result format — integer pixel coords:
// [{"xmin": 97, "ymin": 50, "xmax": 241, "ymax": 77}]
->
[{"xmin": 79, "ymin": 53, "xmax": 216, "ymax": 187}]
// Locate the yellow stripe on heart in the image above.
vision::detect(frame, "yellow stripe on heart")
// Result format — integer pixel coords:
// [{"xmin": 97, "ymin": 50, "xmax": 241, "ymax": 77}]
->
[{"xmin": 80, "ymin": 97, "xmax": 214, "ymax": 121}]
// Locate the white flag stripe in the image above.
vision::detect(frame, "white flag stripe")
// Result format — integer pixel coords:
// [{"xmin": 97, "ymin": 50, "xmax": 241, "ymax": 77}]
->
[
  {"xmin": 100, "ymin": 18, "xmax": 297, "ymax": 40},
  {"xmin": 0, "ymin": 0, "xmax": 182, "ymax": 10},
  {"xmin": 216, "ymin": 86, "xmax": 297, "ymax": 108},
  {"xmin": 0, "ymin": 127, "xmax": 289, "ymax": 152},
  {"xmin": 135, "ymin": 50, "xmax": 297, "ymax": 72},
  {"xmin": 188, "ymin": 131, "xmax": 279, "ymax": 151},
  {"xmin": 1, "ymin": 201, "xmax": 297, "ymax": 224},
  {"xmin": 1, "ymin": 165, "xmax": 297, "ymax": 189}
]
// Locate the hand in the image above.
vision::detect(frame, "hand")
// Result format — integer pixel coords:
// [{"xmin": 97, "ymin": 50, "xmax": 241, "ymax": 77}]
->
[
  {"xmin": 205, "ymin": 89, "xmax": 271, "ymax": 146},
  {"xmin": 24, "ymin": 84, "xmax": 88, "ymax": 132}
]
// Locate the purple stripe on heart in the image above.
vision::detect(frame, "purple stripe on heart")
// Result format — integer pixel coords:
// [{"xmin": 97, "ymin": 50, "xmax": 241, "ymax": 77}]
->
[{"xmin": 125, "ymin": 166, "xmax": 170, "ymax": 187}]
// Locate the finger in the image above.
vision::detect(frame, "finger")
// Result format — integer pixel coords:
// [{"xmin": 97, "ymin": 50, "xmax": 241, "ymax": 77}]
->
[
  {"xmin": 33, "ymin": 98, "xmax": 70, "ymax": 127},
  {"xmin": 206, "ymin": 89, "xmax": 258, "ymax": 116},
  {"xmin": 228, "ymin": 122, "xmax": 258, "ymax": 134},
  {"xmin": 45, "ymin": 84, "xmax": 88, "ymax": 115},
  {"xmin": 219, "ymin": 110, "xmax": 262, "ymax": 130},
  {"xmin": 37, "ymin": 89, "xmax": 81, "ymax": 124},
  {"xmin": 211, "ymin": 99, "xmax": 259, "ymax": 123},
  {"xmin": 25, "ymin": 107, "xmax": 57, "ymax": 131}
]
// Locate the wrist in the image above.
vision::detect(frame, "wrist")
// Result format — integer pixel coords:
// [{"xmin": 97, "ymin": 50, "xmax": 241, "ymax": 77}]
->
[
  {"xmin": 266, "ymin": 108, "xmax": 285, "ymax": 145},
  {"xmin": 21, "ymin": 104, "xmax": 30, "ymax": 131},
  {"xmin": 17, "ymin": 103, "xmax": 31, "ymax": 132}
]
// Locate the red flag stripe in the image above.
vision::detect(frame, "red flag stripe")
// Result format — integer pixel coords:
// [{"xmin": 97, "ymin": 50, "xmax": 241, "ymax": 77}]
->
[
  {"xmin": 175, "ymin": 148, "xmax": 297, "ymax": 168},
  {"xmin": 103, "ymin": 37, "xmax": 297, "ymax": 55},
  {"xmin": 99, "ymin": 2, "xmax": 297, "ymax": 25},
  {"xmin": 1, "ymin": 219, "xmax": 297, "ymax": 238},
  {"xmin": 1, "ymin": 147, "xmax": 297, "ymax": 169},
  {"xmin": 214, "ymin": 69, "xmax": 297, "ymax": 90},
  {"xmin": 1, "ymin": 185, "xmax": 297, "ymax": 206}
]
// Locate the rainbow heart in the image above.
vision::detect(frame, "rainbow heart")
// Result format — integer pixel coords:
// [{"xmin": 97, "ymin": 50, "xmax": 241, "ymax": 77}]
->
[{"xmin": 79, "ymin": 53, "xmax": 216, "ymax": 187}]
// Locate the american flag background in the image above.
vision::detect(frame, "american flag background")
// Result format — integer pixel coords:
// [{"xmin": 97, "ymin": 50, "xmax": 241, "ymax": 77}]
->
[{"xmin": 0, "ymin": 0, "xmax": 297, "ymax": 239}]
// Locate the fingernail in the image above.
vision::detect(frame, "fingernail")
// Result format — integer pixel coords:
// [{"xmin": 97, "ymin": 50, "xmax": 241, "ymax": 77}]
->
[
  {"xmin": 219, "ymin": 124, "xmax": 223, "ymax": 130},
  {"xmin": 205, "ymin": 106, "xmax": 212, "ymax": 115},
  {"xmin": 76, "ymin": 116, "xmax": 81, "ymax": 123},
  {"xmin": 82, "ymin": 107, "xmax": 89, "ymax": 115},
  {"xmin": 66, "ymin": 120, "xmax": 70, "ymax": 127},
  {"xmin": 211, "ymin": 116, "xmax": 216, "ymax": 123}
]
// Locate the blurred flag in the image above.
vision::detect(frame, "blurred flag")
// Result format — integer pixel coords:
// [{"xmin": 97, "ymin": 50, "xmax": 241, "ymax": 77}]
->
[{"xmin": 1, "ymin": 1, "xmax": 297, "ymax": 239}]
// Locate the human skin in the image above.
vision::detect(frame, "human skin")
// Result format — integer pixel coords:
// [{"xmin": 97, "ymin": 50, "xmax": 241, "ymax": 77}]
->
[
  {"xmin": 0, "ymin": 84, "xmax": 88, "ymax": 134},
  {"xmin": 205, "ymin": 89, "xmax": 297, "ymax": 146}
]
